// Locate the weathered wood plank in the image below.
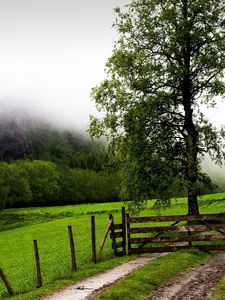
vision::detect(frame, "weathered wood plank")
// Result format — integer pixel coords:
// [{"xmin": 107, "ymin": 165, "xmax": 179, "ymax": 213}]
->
[
  {"xmin": 33, "ymin": 240, "xmax": 42, "ymax": 288},
  {"xmin": 129, "ymin": 244, "xmax": 225, "ymax": 254},
  {"xmin": 121, "ymin": 207, "xmax": 126, "ymax": 255},
  {"xmin": 0, "ymin": 268, "xmax": 15, "ymax": 296},
  {"xmin": 116, "ymin": 251, "xmax": 124, "ymax": 256},
  {"xmin": 91, "ymin": 216, "xmax": 97, "ymax": 264},
  {"xmin": 128, "ymin": 224, "xmax": 225, "ymax": 234},
  {"xmin": 68, "ymin": 226, "xmax": 77, "ymax": 271},
  {"xmin": 127, "ymin": 213, "xmax": 131, "ymax": 255},
  {"xmin": 129, "ymin": 234, "xmax": 225, "ymax": 244},
  {"xmin": 129, "ymin": 213, "xmax": 225, "ymax": 223},
  {"xmin": 113, "ymin": 224, "xmax": 123, "ymax": 230},
  {"xmin": 113, "ymin": 231, "xmax": 123, "ymax": 238},
  {"xmin": 109, "ymin": 214, "xmax": 118, "ymax": 256},
  {"xmin": 116, "ymin": 241, "xmax": 124, "ymax": 248}
]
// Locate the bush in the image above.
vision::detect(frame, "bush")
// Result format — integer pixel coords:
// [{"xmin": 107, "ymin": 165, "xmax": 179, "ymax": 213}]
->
[
  {"xmin": 6, "ymin": 164, "xmax": 32, "ymax": 207},
  {"xmin": 61, "ymin": 169, "xmax": 120, "ymax": 204},
  {"xmin": 58, "ymin": 168, "xmax": 121, "ymax": 204},
  {"xmin": 20, "ymin": 160, "xmax": 60, "ymax": 205},
  {"xmin": 0, "ymin": 162, "xmax": 32, "ymax": 209},
  {"xmin": 0, "ymin": 162, "xmax": 10, "ymax": 209},
  {"xmin": 0, "ymin": 160, "xmax": 121, "ymax": 208}
]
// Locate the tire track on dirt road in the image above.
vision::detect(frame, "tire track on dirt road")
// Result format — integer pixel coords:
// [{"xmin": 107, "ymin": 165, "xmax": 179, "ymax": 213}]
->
[{"xmin": 148, "ymin": 251, "xmax": 225, "ymax": 300}]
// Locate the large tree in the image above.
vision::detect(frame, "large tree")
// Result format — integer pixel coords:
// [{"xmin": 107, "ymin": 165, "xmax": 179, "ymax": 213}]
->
[{"xmin": 90, "ymin": 0, "xmax": 225, "ymax": 215}]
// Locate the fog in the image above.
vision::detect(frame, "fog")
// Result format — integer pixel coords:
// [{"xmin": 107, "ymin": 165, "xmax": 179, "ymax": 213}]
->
[
  {"xmin": 0, "ymin": 0, "xmax": 224, "ymax": 130},
  {"xmin": 0, "ymin": 0, "xmax": 224, "ymax": 182},
  {"xmin": 0, "ymin": 0, "xmax": 130, "ymax": 130}
]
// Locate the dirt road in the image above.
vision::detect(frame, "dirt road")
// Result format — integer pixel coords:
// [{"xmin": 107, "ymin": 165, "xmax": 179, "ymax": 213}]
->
[
  {"xmin": 39, "ymin": 253, "xmax": 167, "ymax": 300},
  {"xmin": 149, "ymin": 251, "xmax": 225, "ymax": 300}
]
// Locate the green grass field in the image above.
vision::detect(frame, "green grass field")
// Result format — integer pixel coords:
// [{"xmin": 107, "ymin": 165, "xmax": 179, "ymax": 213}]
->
[{"xmin": 1, "ymin": 193, "xmax": 225, "ymax": 300}]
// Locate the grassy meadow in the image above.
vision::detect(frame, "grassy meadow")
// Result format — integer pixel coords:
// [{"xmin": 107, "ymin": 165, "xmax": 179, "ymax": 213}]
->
[{"xmin": 1, "ymin": 193, "xmax": 225, "ymax": 300}]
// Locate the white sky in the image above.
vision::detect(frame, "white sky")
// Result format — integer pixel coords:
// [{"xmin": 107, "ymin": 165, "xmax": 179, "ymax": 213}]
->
[
  {"xmin": 0, "ymin": 0, "xmax": 130, "ymax": 129},
  {"xmin": 0, "ymin": 0, "xmax": 224, "ymax": 131}
]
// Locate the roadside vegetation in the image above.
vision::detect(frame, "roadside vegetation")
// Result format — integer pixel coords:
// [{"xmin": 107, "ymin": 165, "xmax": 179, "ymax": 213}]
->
[{"xmin": 213, "ymin": 277, "xmax": 225, "ymax": 300}]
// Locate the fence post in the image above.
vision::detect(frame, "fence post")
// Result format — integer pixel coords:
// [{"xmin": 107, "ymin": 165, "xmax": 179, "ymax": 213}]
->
[
  {"xmin": 122, "ymin": 207, "xmax": 126, "ymax": 255},
  {"xmin": 126, "ymin": 214, "xmax": 131, "ymax": 255},
  {"xmin": 109, "ymin": 214, "xmax": 118, "ymax": 255},
  {"xmin": 68, "ymin": 226, "xmax": 77, "ymax": 271},
  {"xmin": 91, "ymin": 216, "xmax": 97, "ymax": 263},
  {"xmin": 0, "ymin": 268, "xmax": 15, "ymax": 296},
  {"xmin": 33, "ymin": 240, "xmax": 42, "ymax": 288},
  {"xmin": 187, "ymin": 221, "xmax": 192, "ymax": 246}
]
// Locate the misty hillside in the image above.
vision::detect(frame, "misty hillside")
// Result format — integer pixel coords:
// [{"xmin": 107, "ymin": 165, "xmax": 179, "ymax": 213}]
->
[
  {"xmin": 0, "ymin": 112, "xmax": 121, "ymax": 209},
  {"xmin": 0, "ymin": 111, "xmax": 224, "ymax": 210},
  {"xmin": 0, "ymin": 113, "xmax": 105, "ymax": 168},
  {"xmin": 201, "ymin": 156, "xmax": 225, "ymax": 193}
]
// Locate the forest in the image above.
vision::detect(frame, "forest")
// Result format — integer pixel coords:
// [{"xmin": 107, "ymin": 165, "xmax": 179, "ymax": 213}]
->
[
  {"xmin": 0, "ymin": 112, "xmax": 222, "ymax": 210},
  {"xmin": 0, "ymin": 114, "xmax": 120, "ymax": 209}
]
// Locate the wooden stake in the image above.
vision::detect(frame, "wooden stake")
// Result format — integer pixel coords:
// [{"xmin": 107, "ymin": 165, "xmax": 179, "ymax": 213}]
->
[
  {"xmin": 68, "ymin": 226, "xmax": 77, "ymax": 271},
  {"xmin": 188, "ymin": 221, "xmax": 192, "ymax": 246},
  {"xmin": 0, "ymin": 268, "xmax": 15, "ymax": 296},
  {"xmin": 126, "ymin": 214, "xmax": 131, "ymax": 255},
  {"xmin": 98, "ymin": 219, "xmax": 113, "ymax": 261},
  {"xmin": 91, "ymin": 216, "xmax": 97, "ymax": 263},
  {"xmin": 122, "ymin": 207, "xmax": 126, "ymax": 255},
  {"xmin": 33, "ymin": 240, "xmax": 42, "ymax": 288}
]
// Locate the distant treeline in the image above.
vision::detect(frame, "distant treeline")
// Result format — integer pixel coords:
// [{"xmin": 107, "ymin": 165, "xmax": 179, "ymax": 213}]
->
[
  {"xmin": 0, "ymin": 115, "xmax": 121, "ymax": 209},
  {"xmin": 0, "ymin": 160, "xmax": 120, "ymax": 209},
  {"xmin": 0, "ymin": 115, "xmax": 222, "ymax": 209},
  {"xmin": 0, "ymin": 115, "xmax": 109, "ymax": 169}
]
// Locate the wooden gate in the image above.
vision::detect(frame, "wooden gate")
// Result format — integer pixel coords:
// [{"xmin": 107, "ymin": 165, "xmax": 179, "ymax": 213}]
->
[
  {"xmin": 126, "ymin": 213, "xmax": 225, "ymax": 254},
  {"xmin": 110, "ymin": 207, "xmax": 126, "ymax": 256}
]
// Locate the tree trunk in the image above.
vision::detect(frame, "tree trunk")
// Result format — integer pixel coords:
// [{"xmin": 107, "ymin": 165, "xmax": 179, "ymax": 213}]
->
[
  {"xmin": 185, "ymin": 114, "xmax": 200, "ymax": 216},
  {"xmin": 188, "ymin": 188, "xmax": 199, "ymax": 215},
  {"xmin": 182, "ymin": 0, "xmax": 200, "ymax": 216}
]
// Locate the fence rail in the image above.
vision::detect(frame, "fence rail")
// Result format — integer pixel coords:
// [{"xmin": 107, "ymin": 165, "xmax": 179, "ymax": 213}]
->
[
  {"xmin": 128, "ymin": 244, "xmax": 225, "ymax": 254},
  {"xmin": 129, "ymin": 213, "xmax": 225, "ymax": 223},
  {"xmin": 128, "ymin": 224, "xmax": 225, "ymax": 234},
  {"xmin": 127, "ymin": 213, "xmax": 225, "ymax": 255},
  {"xmin": 3, "ymin": 209, "xmax": 225, "ymax": 297}
]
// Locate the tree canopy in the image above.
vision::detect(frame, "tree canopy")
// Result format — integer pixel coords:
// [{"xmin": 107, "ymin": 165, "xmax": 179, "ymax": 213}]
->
[{"xmin": 90, "ymin": 0, "xmax": 225, "ymax": 214}]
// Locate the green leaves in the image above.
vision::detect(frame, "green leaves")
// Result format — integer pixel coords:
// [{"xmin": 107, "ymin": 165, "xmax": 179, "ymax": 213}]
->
[{"xmin": 90, "ymin": 0, "xmax": 225, "ymax": 211}]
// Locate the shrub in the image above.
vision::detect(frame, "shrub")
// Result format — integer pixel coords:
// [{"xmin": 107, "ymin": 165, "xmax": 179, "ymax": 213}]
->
[
  {"xmin": 20, "ymin": 160, "xmax": 60, "ymax": 205},
  {"xmin": 0, "ymin": 162, "xmax": 10, "ymax": 209},
  {"xmin": 6, "ymin": 163, "xmax": 32, "ymax": 207}
]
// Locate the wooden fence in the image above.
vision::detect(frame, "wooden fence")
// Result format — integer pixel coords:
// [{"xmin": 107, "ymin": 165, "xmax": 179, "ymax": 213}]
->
[
  {"xmin": 3, "ymin": 209, "xmax": 225, "ymax": 296},
  {"xmin": 109, "ymin": 207, "xmax": 126, "ymax": 256},
  {"xmin": 0, "ymin": 215, "xmax": 114, "ymax": 296},
  {"xmin": 126, "ymin": 213, "xmax": 225, "ymax": 254}
]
